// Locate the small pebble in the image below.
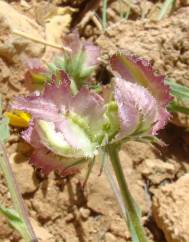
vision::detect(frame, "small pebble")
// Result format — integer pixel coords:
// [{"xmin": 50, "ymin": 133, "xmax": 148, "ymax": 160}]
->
[{"xmin": 79, "ymin": 207, "xmax": 90, "ymax": 219}]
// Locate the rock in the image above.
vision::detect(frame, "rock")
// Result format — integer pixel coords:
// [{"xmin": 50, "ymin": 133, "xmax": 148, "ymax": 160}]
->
[
  {"xmin": 79, "ymin": 207, "xmax": 90, "ymax": 220},
  {"xmin": 41, "ymin": 6, "xmax": 75, "ymax": 62},
  {"xmin": 0, "ymin": 218, "xmax": 12, "ymax": 239},
  {"xmin": 138, "ymin": 159, "xmax": 176, "ymax": 184},
  {"xmin": 0, "ymin": 58, "xmax": 10, "ymax": 81},
  {"xmin": 65, "ymin": 213, "xmax": 74, "ymax": 222},
  {"xmin": 152, "ymin": 174, "xmax": 189, "ymax": 242},
  {"xmin": 32, "ymin": 200, "xmax": 55, "ymax": 223},
  {"xmin": 30, "ymin": 217, "xmax": 53, "ymax": 241},
  {"xmin": 10, "ymin": 153, "xmax": 39, "ymax": 194},
  {"xmin": 109, "ymin": 218, "xmax": 130, "ymax": 239},
  {"xmin": 0, "ymin": 1, "xmax": 44, "ymax": 63},
  {"xmin": 123, "ymin": 142, "xmax": 156, "ymax": 165},
  {"xmin": 104, "ymin": 232, "xmax": 118, "ymax": 242}
]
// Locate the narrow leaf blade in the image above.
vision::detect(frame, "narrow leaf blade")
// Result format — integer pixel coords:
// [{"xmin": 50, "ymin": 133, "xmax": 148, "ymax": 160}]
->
[
  {"xmin": 0, "ymin": 117, "xmax": 10, "ymax": 143},
  {"xmin": 0, "ymin": 205, "xmax": 26, "ymax": 238},
  {"xmin": 0, "ymin": 96, "xmax": 10, "ymax": 143}
]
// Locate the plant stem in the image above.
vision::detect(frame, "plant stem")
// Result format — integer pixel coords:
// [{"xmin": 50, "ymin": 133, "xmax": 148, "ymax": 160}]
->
[
  {"xmin": 102, "ymin": 0, "xmax": 108, "ymax": 30},
  {"xmin": 103, "ymin": 158, "xmax": 127, "ymax": 220},
  {"xmin": 107, "ymin": 144, "xmax": 147, "ymax": 242},
  {"xmin": 0, "ymin": 142, "xmax": 38, "ymax": 242},
  {"xmin": 157, "ymin": 0, "xmax": 175, "ymax": 21}
]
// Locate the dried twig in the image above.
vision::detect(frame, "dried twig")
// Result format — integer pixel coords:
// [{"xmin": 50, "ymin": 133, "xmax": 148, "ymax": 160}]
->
[{"xmin": 13, "ymin": 30, "xmax": 72, "ymax": 52}]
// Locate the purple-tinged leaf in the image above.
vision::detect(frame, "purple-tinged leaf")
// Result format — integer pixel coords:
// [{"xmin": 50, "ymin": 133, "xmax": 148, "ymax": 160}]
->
[
  {"xmin": 11, "ymin": 95, "xmax": 61, "ymax": 122},
  {"xmin": 110, "ymin": 53, "xmax": 172, "ymax": 105},
  {"xmin": 152, "ymin": 106, "xmax": 170, "ymax": 135},
  {"xmin": 72, "ymin": 87, "xmax": 104, "ymax": 123},
  {"xmin": 12, "ymin": 72, "xmax": 72, "ymax": 123},
  {"xmin": 83, "ymin": 42, "xmax": 100, "ymax": 68},
  {"xmin": 63, "ymin": 30, "xmax": 100, "ymax": 68},
  {"xmin": 43, "ymin": 72, "xmax": 71, "ymax": 112},
  {"xmin": 21, "ymin": 121, "xmax": 42, "ymax": 148},
  {"xmin": 30, "ymin": 148, "xmax": 79, "ymax": 176},
  {"xmin": 63, "ymin": 30, "xmax": 82, "ymax": 56}
]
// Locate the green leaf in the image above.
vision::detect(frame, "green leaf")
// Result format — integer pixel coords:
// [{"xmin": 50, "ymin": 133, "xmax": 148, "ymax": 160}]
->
[
  {"xmin": 157, "ymin": 0, "xmax": 176, "ymax": 20},
  {"xmin": 0, "ymin": 97, "xmax": 10, "ymax": 143},
  {"xmin": 0, "ymin": 117, "xmax": 10, "ymax": 143},
  {"xmin": 47, "ymin": 63, "xmax": 58, "ymax": 73},
  {"xmin": 0, "ymin": 97, "xmax": 2, "ymax": 116},
  {"xmin": 138, "ymin": 135, "xmax": 165, "ymax": 146},
  {"xmin": 82, "ymin": 157, "xmax": 95, "ymax": 188},
  {"xmin": 166, "ymin": 80, "xmax": 189, "ymax": 115},
  {"xmin": 0, "ymin": 205, "xmax": 26, "ymax": 238},
  {"xmin": 168, "ymin": 102, "xmax": 189, "ymax": 115},
  {"xmin": 166, "ymin": 79, "xmax": 189, "ymax": 100},
  {"xmin": 102, "ymin": 0, "xmax": 108, "ymax": 30},
  {"xmin": 104, "ymin": 101, "xmax": 119, "ymax": 140}
]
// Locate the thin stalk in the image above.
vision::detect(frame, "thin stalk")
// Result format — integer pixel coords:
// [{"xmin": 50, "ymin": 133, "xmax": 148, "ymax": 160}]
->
[
  {"xmin": 157, "ymin": 0, "xmax": 175, "ymax": 21},
  {"xmin": 125, "ymin": 7, "xmax": 131, "ymax": 20},
  {"xmin": 107, "ymin": 144, "xmax": 147, "ymax": 242},
  {"xmin": 83, "ymin": 157, "xmax": 95, "ymax": 188},
  {"xmin": 0, "ymin": 142, "xmax": 38, "ymax": 242},
  {"xmin": 168, "ymin": 102, "xmax": 189, "ymax": 115},
  {"xmin": 103, "ymin": 159, "xmax": 127, "ymax": 220},
  {"xmin": 102, "ymin": 0, "xmax": 108, "ymax": 30},
  {"xmin": 13, "ymin": 30, "xmax": 71, "ymax": 52},
  {"xmin": 119, "ymin": 0, "xmax": 124, "ymax": 18}
]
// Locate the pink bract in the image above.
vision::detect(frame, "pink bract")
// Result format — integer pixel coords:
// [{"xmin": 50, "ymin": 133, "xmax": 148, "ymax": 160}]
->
[
  {"xmin": 30, "ymin": 148, "xmax": 79, "ymax": 176},
  {"xmin": 110, "ymin": 53, "xmax": 172, "ymax": 105},
  {"xmin": 24, "ymin": 59, "xmax": 48, "ymax": 91},
  {"xmin": 111, "ymin": 53, "xmax": 172, "ymax": 135},
  {"xmin": 63, "ymin": 30, "xmax": 100, "ymax": 68},
  {"xmin": 114, "ymin": 77, "xmax": 169, "ymax": 139}
]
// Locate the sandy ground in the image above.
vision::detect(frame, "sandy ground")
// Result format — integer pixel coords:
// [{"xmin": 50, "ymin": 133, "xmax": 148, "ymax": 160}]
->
[{"xmin": 1, "ymin": 1, "xmax": 189, "ymax": 241}]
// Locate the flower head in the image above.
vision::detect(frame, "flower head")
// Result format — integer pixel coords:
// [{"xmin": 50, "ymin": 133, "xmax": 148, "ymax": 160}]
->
[
  {"xmin": 114, "ymin": 77, "xmax": 160, "ymax": 140},
  {"xmin": 5, "ymin": 111, "xmax": 31, "ymax": 128},
  {"xmin": 11, "ymin": 71, "xmax": 105, "ymax": 175},
  {"xmin": 24, "ymin": 31, "xmax": 100, "ymax": 94},
  {"xmin": 55, "ymin": 31, "xmax": 100, "ymax": 88},
  {"xmin": 11, "ymin": 51, "xmax": 172, "ymax": 175},
  {"xmin": 110, "ymin": 53, "xmax": 172, "ymax": 137}
]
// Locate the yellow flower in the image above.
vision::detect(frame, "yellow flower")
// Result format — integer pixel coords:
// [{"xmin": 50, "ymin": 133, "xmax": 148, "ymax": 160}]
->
[{"xmin": 5, "ymin": 111, "xmax": 31, "ymax": 128}]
